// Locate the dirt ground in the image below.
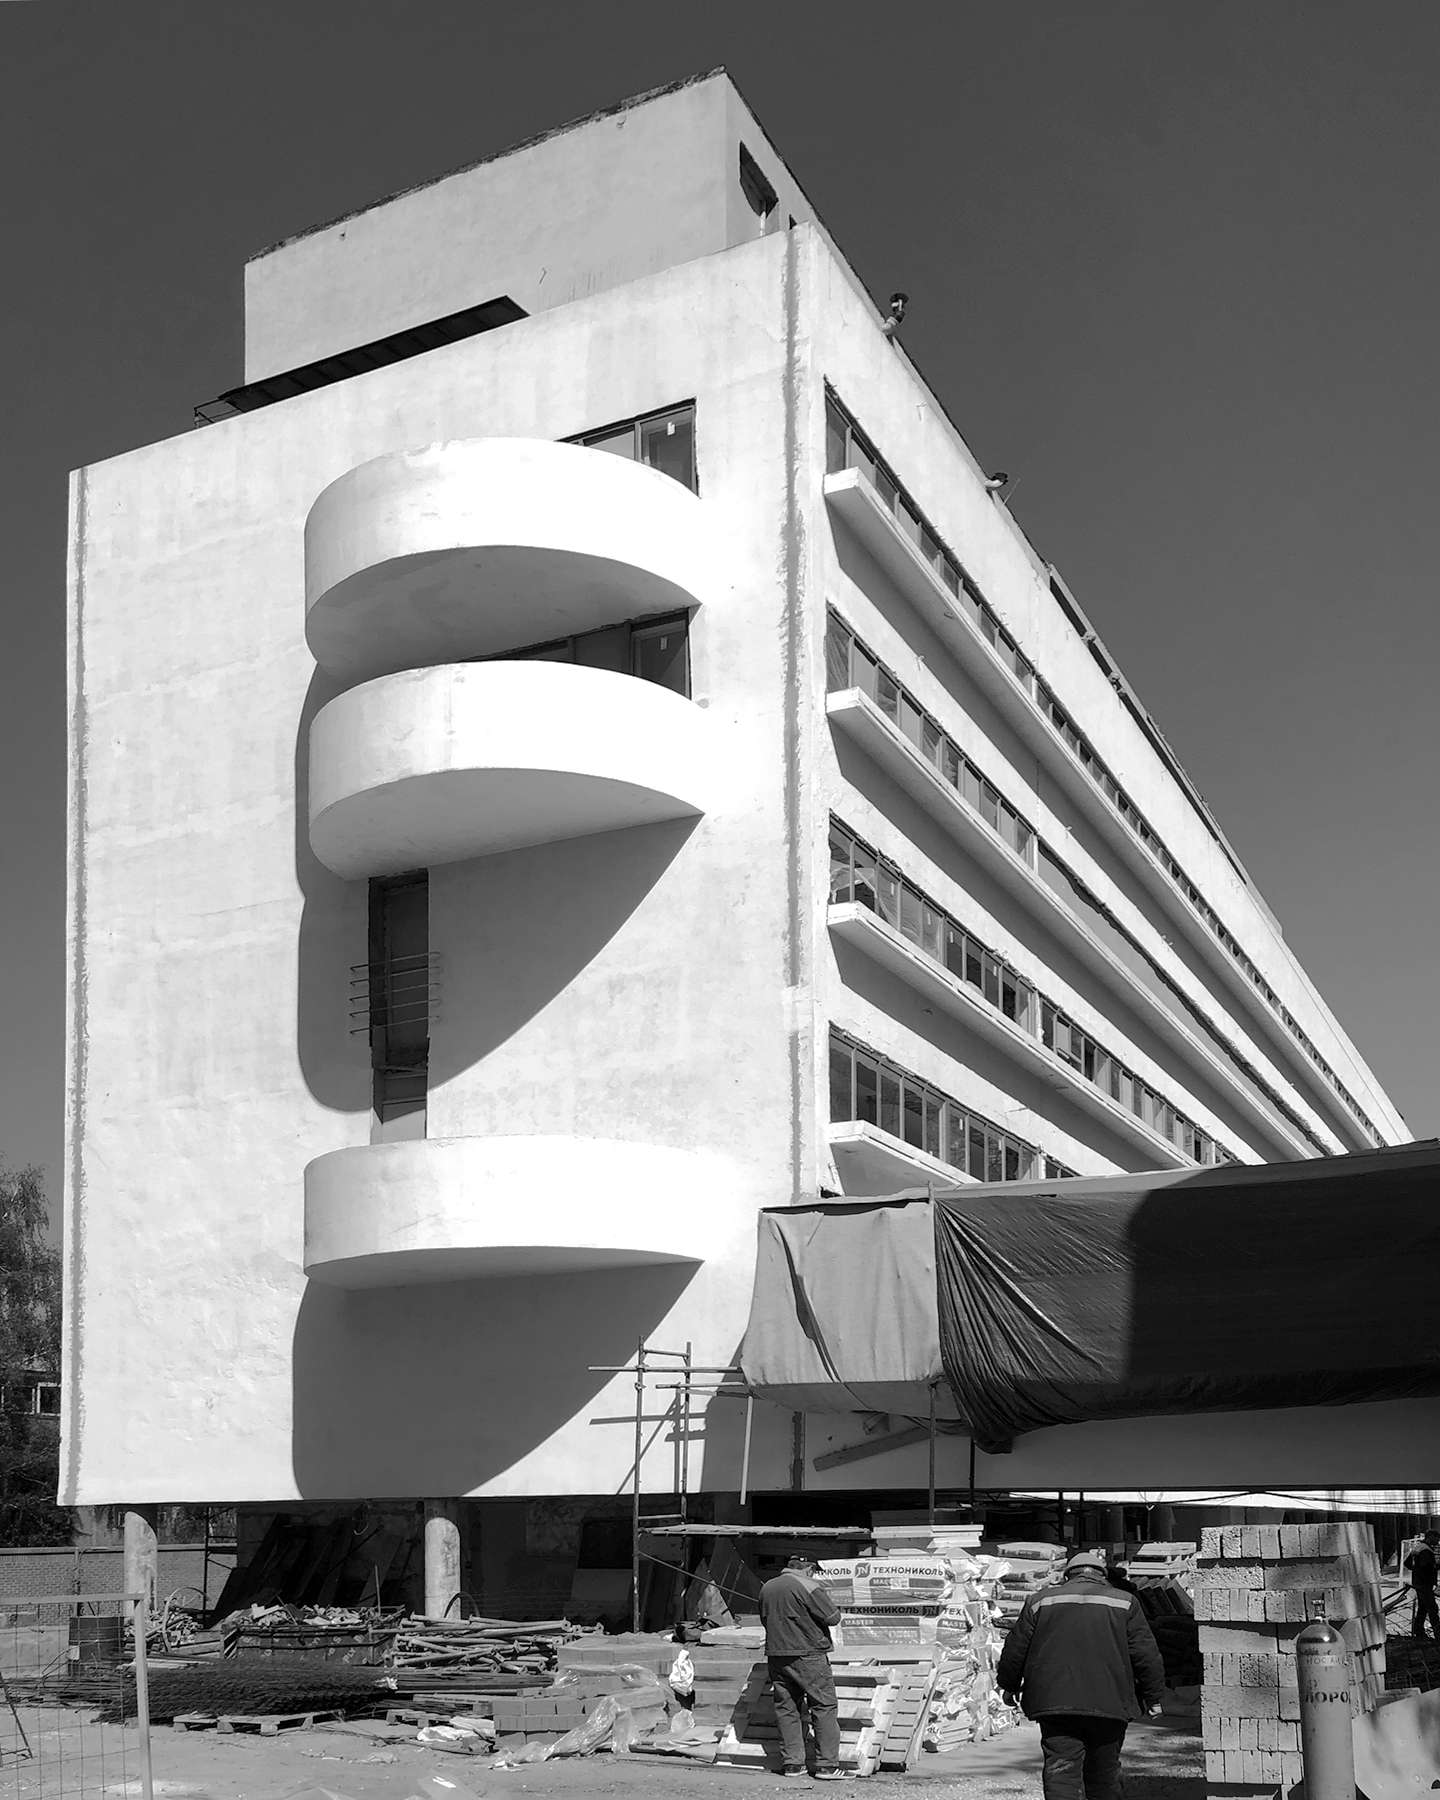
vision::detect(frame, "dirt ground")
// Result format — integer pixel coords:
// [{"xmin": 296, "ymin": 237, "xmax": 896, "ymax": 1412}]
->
[{"xmin": 1, "ymin": 1708, "xmax": 1203, "ymax": 1800}]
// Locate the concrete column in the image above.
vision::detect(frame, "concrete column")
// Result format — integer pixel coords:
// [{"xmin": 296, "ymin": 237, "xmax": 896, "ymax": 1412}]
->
[
  {"xmin": 424, "ymin": 1500, "xmax": 461, "ymax": 1620},
  {"xmin": 123, "ymin": 1506, "xmax": 159, "ymax": 1613}
]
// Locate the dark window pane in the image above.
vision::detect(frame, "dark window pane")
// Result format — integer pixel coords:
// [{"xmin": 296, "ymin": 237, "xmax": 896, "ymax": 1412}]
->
[
  {"xmin": 1001, "ymin": 974, "xmax": 1018, "ymax": 1022},
  {"xmin": 876, "ymin": 465, "xmax": 898, "ymax": 512},
  {"xmin": 945, "ymin": 923, "xmax": 966, "ymax": 979},
  {"xmin": 942, "ymin": 560, "xmax": 961, "ymax": 597},
  {"xmin": 876, "ymin": 670, "xmax": 901, "ymax": 723},
  {"xmin": 903, "ymin": 1082, "xmax": 924, "ymax": 1148},
  {"xmin": 1041, "ymin": 1003, "xmax": 1056, "ymax": 1050},
  {"xmin": 826, "ymin": 399, "xmax": 848, "ymax": 474},
  {"xmin": 632, "ymin": 618, "xmax": 689, "ymax": 694},
  {"xmin": 1014, "ymin": 981, "xmax": 1034, "ymax": 1035},
  {"xmin": 639, "ymin": 411, "xmax": 696, "ymax": 490},
  {"xmin": 983, "ymin": 955, "xmax": 1001, "ymax": 1009},
  {"xmin": 880, "ymin": 1070, "xmax": 902, "ymax": 1137},
  {"xmin": 962, "ymin": 764, "xmax": 983, "ymax": 812},
  {"xmin": 969, "ymin": 1125, "xmax": 987, "ymax": 1180},
  {"xmin": 1004, "ymin": 1141, "xmax": 1020, "ymax": 1182},
  {"xmin": 899, "ymin": 502, "xmax": 923, "ymax": 547},
  {"xmin": 825, "ymin": 617, "xmax": 852, "ymax": 692},
  {"xmin": 899, "ymin": 884, "xmax": 923, "ymax": 946},
  {"xmin": 980, "ymin": 782, "xmax": 1001, "ymax": 831},
  {"xmin": 922, "ymin": 717, "xmax": 943, "ymax": 766},
  {"xmin": 924, "ymin": 1094, "xmax": 942, "ymax": 1159},
  {"xmin": 829, "ymin": 1038, "xmax": 852, "ymax": 1122},
  {"xmin": 921, "ymin": 904, "xmax": 943, "ymax": 962},
  {"xmin": 877, "ymin": 866, "xmax": 900, "ymax": 927},
  {"xmin": 965, "ymin": 943, "xmax": 983, "ymax": 989},
  {"xmin": 1016, "ymin": 1145, "xmax": 1036, "ymax": 1181},
  {"xmin": 898, "ymin": 695, "xmax": 924, "ymax": 749},
  {"xmin": 853, "ymin": 845, "xmax": 878, "ymax": 912},
  {"xmin": 574, "ymin": 624, "xmax": 629, "ymax": 673},
  {"xmin": 828, "ymin": 825, "xmax": 852, "ymax": 905},
  {"xmin": 586, "ymin": 424, "xmax": 636, "ymax": 460},
  {"xmin": 986, "ymin": 1133, "xmax": 1004, "ymax": 1184},
  {"xmin": 943, "ymin": 1105, "xmax": 967, "ymax": 1169},
  {"xmin": 851, "ymin": 435, "xmax": 876, "ymax": 485},
  {"xmin": 920, "ymin": 526, "xmax": 943, "ymax": 569},
  {"xmin": 942, "ymin": 742, "xmax": 961, "ymax": 788},
  {"xmin": 999, "ymin": 806, "xmax": 1019, "ymax": 852},
  {"xmin": 856, "ymin": 1056, "xmax": 879, "ymax": 1125}
]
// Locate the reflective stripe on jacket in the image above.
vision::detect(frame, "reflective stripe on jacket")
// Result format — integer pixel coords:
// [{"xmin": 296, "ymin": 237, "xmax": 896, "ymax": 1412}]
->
[{"xmin": 995, "ymin": 1575, "xmax": 1166, "ymax": 1721}]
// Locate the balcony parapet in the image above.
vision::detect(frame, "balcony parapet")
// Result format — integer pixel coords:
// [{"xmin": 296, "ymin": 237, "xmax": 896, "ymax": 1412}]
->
[
  {"xmin": 303, "ymin": 1135, "xmax": 728, "ymax": 1287},
  {"xmin": 306, "ymin": 438, "xmax": 715, "ymax": 681},
  {"xmin": 308, "ymin": 661, "xmax": 711, "ymax": 879}
]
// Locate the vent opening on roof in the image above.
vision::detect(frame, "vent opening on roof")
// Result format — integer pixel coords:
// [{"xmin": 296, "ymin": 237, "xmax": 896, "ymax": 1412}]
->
[
  {"xmin": 739, "ymin": 143, "xmax": 778, "ymax": 222},
  {"xmin": 194, "ymin": 294, "xmax": 527, "ymax": 425}
]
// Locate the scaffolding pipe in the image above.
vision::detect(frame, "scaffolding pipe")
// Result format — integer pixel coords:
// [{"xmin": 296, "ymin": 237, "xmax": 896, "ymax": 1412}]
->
[
  {"xmin": 740, "ymin": 1394, "xmax": 755, "ymax": 1507},
  {"xmin": 928, "ymin": 1385, "xmax": 937, "ymax": 1525},
  {"xmin": 632, "ymin": 1336, "xmax": 644, "ymax": 1633}
]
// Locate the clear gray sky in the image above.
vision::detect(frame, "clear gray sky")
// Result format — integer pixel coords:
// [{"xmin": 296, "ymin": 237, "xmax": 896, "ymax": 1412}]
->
[{"xmin": 1, "ymin": 0, "xmax": 1435, "ymax": 1203}]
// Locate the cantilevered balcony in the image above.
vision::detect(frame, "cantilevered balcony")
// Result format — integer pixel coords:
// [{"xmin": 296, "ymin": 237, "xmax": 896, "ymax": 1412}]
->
[
  {"xmin": 308, "ymin": 661, "xmax": 711, "ymax": 879},
  {"xmin": 303, "ymin": 1136, "xmax": 724, "ymax": 1287},
  {"xmin": 306, "ymin": 438, "xmax": 715, "ymax": 682},
  {"xmin": 828, "ymin": 900, "xmax": 1226, "ymax": 1169},
  {"xmin": 827, "ymin": 1120, "xmax": 973, "ymax": 1197}
]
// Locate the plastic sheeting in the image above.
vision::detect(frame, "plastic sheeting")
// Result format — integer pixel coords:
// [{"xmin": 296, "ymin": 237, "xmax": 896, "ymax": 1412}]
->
[
  {"xmin": 738, "ymin": 1196, "xmax": 961, "ymax": 1418},
  {"xmin": 936, "ymin": 1143, "xmax": 1440, "ymax": 1454}
]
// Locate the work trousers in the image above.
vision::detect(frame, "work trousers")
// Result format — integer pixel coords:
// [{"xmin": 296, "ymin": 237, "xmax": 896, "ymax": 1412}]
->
[
  {"xmin": 1413, "ymin": 1588, "xmax": 1440, "ymax": 1641},
  {"xmin": 1037, "ymin": 1714, "xmax": 1129, "ymax": 1800},
  {"xmin": 768, "ymin": 1651, "xmax": 840, "ymax": 1774}
]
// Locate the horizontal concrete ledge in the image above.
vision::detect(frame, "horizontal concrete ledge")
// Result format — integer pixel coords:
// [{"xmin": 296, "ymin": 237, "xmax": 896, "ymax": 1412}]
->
[
  {"xmin": 306, "ymin": 438, "xmax": 717, "ymax": 681},
  {"xmin": 308, "ymin": 661, "xmax": 711, "ymax": 878},
  {"xmin": 828, "ymin": 902, "xmax": 1219, "ymax": 1170},
  {"xmin": 827, "ymin": 1120, "xmax": 974, "ymax": 1197},
  {"xmin": 303, "ymin": 1134, "xmax": 729, "ymax": 1287}
]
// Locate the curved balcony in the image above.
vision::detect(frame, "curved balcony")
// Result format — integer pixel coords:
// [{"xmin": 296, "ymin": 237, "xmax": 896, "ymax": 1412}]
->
[
  {"xmin": 308, "ymin": 660, "xmax": 711, "ymax": 879},
  {"xmin": 303, "ymin": 1135, "xmax": 723, "ymax": 1287},
  {"xmin": 305, "ymin": 438, "xmax": 715, "ymax": 681}
]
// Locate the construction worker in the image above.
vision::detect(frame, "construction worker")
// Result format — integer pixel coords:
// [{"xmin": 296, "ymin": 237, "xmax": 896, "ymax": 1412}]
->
[
  {"xmin": 759, "ymin": 1554, "xmax": 844, "ymax": 1781},
  {"xmin": 1404, "ymin": 1530, "xmax": 1440, "ymax": 1642},
  {"xmin": 998, "ymin": 1548, "xmax": 1166, "ymax": 1800}
]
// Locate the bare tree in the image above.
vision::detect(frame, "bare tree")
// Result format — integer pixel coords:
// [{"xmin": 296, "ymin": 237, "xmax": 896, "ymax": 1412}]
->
[{"xmin": 0, "ymin": 1166, "xmax": 67, "ymax": 1545}]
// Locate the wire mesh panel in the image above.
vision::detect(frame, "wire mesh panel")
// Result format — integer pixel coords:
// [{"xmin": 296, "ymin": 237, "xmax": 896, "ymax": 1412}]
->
[{"xmin": 0, "ymin": 1595, "xmax": 150, "ymax": 1800}]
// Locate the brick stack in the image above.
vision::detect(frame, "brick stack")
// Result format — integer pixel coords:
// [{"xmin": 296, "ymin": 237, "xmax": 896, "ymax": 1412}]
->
[{"xmin": 1196, "ymin": 1522, "xmax": 1386, "ymax": 1799}]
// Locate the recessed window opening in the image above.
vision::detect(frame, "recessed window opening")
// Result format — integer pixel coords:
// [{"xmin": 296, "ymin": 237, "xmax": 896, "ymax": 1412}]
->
[
  {"xmin": 828, "ymin": 611, "xmax": 1328, "ymax": 1155},
  {"xmin": 475, "ymin": 610, "xmax": 691, "ymax": 699},
  {"xmin": 829, "ymin": 1027, "xmax": 1064, "ymax": 1183},
  {"xmin": 826, "ymin": 379, "xmax": 1380, "ymax": 1145},
  {"xmin": 739, "ymin": 143, "xmax": 778, "ymax": 223},
  {"xmin": 572, "ymin": 403, "xmax": 697, "ymax": 492},
  {"xmin": 359, "ymin": 871, "xmax": 431, "ymax": 1142},
  {"xmin": 828, "ymin": 816, "xmax": 1228, "ymax": 1167}
]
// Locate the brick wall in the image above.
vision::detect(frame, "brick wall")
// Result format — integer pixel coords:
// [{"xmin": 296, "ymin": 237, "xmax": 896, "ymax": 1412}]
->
[{"xmin": 1196, "ymin": 1522, "xmax": 1385, "ymax": 1797}]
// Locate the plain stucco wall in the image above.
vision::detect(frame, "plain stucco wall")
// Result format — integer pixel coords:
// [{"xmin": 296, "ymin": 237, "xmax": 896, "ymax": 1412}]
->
[
  {"xmin": 65, "ymin": 234, "xmax": 808, "ymax": 1506},
  {"xmin": 242, "ymin": 72, "xmax": 819, "ymax": 385}
]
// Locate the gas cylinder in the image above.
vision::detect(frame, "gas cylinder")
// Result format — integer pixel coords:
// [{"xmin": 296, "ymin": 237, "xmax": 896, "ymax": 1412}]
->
[{"xmin": 1296, "ymin": 1598, "xmax": 1355, "ymax": 1800}]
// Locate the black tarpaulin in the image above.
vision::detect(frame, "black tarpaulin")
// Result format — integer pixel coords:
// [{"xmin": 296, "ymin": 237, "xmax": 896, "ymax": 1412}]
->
[{"xmin": 935, "ymin": 1142, "xmax": 1440, "ymax": 1453}]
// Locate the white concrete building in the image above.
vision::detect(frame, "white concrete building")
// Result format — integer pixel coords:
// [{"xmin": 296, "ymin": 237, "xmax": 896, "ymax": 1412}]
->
[{"xmin": 63, "ymin": 72, "xmax": 1410, "ymax": 1610}]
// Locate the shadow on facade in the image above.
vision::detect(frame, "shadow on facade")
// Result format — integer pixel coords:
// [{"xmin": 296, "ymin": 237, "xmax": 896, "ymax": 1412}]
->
[
  {"xmin": 427, "ymin": 816, "xmax": 698, "ymax": 1083},
  {"xmin": 291, "ymin": 1261, "xmax": 700, "ymax": 1497},
  {"xmin": 295, "ymin": 667, "xmax": 371, "ymax": 1114}
]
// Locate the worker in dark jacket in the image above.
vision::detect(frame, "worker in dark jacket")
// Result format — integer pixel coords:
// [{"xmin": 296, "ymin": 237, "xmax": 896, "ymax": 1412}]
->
[
  {"xmin": 1404, "ymin": 1531, "xmax": 1440, "ymax": 1642},
  {"xmin": 998, "ymin": 1548, "xmax": 1166, "ymax": 1800},
  {"xmin": 759, "ymin": 1556, "xmax": 844, "ymax": 1780}
]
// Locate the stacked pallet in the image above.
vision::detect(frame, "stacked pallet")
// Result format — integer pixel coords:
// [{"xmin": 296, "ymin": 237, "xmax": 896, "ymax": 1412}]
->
[
  {"xmin": 717, "ymin": 1657, "xmax": 930, "ymax": 1776},
  {"xmin": 1197, "ymin": 1522, "xmax": 1386, "ymax": 1799}
]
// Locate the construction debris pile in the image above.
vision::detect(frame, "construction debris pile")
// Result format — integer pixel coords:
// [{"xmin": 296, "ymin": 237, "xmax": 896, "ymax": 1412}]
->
[{"xmin": 1197, "ymin": 1521, "xmax": 1386, "ymax": 1794}]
